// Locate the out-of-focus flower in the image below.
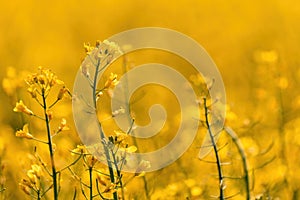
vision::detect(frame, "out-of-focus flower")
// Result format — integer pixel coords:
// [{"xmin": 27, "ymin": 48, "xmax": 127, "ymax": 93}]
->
[
  {"xmin": 2, "ymin": 66, "xmax": 25, "ymax": 96},
  {"xmin": 112, "ymin": 107, "xmax": 125, "ymax": 117},
  {"xmin": 135, "ymin": 160, "xmax": 151, "ymax": 176},
  {"xmin": 191, "ymin": 186, "xmax": 202, "ymax": 197},
  {"xmin": 81, "ymin": 63, "xmax": 90, "ymax": 78},
  {"xmin": 15, "ymin": 124, "xmax": 34, "ymax": 139},
  {"xmin": 86, "ymin": 155, "xmax": 98, "ymax": 168},
  {"xmin": 13, "ymin": 100, "xmax": 34, "ymax": 115},
  {"xmin": 189, "ymin": 73, "xmax": 204, "ymax": 86},
  {"xmin": 104, "ymin": 73, "xmax": 119, "ymax": 90},
  {"xmin": 19, "ymin": 180, "xmax": 31, "ymax": 195},
  {"xmin": 31, "ymin": 164, "xmax": 42, "ymax": 178},
  {"xmin": 27, "ymin": 170, "xmax": 38, "ymax": 184},
  {"xmin": 27, "ymin": 86, "xmax": 37, "ymax": 99},
  {"xmin": 254, "ymin": 50, "xmax": 278, "ymax": 64},
  {"xmin": 58, "ymin": 118, "xmax": 69, "ymax": 132},
  {"xmin": 57, "ymin": 86, "xmax": 71, "ymax": 100},
  {"xmin": 19, "ymin": 164, "xmax": 42, "ymax": 196},
  {"xmin": 47, "ymin": 110, "xmax": 53, "ymax": 120},
  {"xmin": 71, "ymin": 145, "xmax": 87, "ymax": 155},
  {"xmin": 52, "ymin": 143, "xmax": 56, "ymax": 152},
  {"xmin": 277, "ymin": 77, "xmax": 289, "ymax": 89}
]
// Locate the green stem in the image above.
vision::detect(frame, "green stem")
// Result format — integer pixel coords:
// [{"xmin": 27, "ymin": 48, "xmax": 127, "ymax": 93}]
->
[
  {"xmin": 42, "ymin": 91, "xmax": 58, "ymax": 200},
  {"xmin": 203, "ymin": 98, "xmax": 224, "ymax": 200}
]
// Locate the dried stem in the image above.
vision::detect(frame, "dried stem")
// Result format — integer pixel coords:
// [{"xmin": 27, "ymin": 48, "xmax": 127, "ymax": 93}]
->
[
  {"xmin": 42, "ymin": 90, "xmax": 58, "ymax": 200},
  {"xmin": 89, "ymin": 167, "xmax": 93, "ymax": 200},
  {"xmin": 224, "ymin": 126, "xmax": 250, "ymax": 200},
  {"xmin": 203, "ymin": 98, "xmax": 224, "ymax": 200}
]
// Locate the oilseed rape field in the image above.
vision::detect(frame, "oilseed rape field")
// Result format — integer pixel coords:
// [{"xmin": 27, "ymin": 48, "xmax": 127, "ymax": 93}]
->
[{"xmin": 0, "ymin": 1, "xmax": 300, "ymax": 199}]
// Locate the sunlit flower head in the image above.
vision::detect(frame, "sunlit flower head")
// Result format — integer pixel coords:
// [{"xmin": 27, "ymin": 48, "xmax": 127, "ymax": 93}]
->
[
  {"xmin": 113, "ymin": 130, "xmax": 128, "ymax": 147},
  {"xmin": 25, "ymin": 66, "xmax": 64, "ymax": 94},
  {"xmin": 104, "ymin": 73, "xmax": 119, "ymax": 90},
  {"xmin": 15, "ymin": 124, "xmax": 34, "ymax": 139},
  {"xmin": 83, "ymin": 42, "xmax": 95, "ymax": 55},
  {"xmin": 13, "ymin": 100, "xmax": 34, "ymax": 115}
]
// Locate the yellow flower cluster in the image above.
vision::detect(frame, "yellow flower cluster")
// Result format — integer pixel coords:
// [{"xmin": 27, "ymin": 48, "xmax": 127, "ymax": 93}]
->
[
  {"xmin": 25, "ymin": 66, "xmax": 64, "ymax": 95},
  {"xmin": 83, "ymin": 42, "xmax": 95, "ymax": 55},
  {"xmin": 19, "ymin": 164, "xmax": 42, "ymax": 195}
]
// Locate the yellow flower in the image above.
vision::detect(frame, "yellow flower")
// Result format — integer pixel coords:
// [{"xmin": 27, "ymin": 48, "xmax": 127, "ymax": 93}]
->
[
  {"xmin": 71, "ymin": 145, "xmax": 87, "ymax": 155},
  {"xmin": 27, "ymin": 170, "xmax": 38, "ymax": 184},
  {"xmin": 58, "ymin": 118, "xmax": 69, "ymax": 132},
  {"xmin": 83, "ymin": 43, "xmax": 95, "ymax": 55},
  {"xmin": 15, "ymin": 124, "xmax": 34, "ymax": 139},
  {"xmin": 57, "ymin": 86, "xmax": 71, "ymax": 100},
  {"xmin": 112, "ymin": 107, "xmax": 125, "ymax": 117},
  {"xmin": 13, "ymin": 100, "xmax": 34, "ymax": 115},
  {"xmin": 46, "ymin": 110, "xmax": 53, "ymax": 120},
  {"xmin": 25, "ymin": 67, "xmax": 64, "ymax": 94},
  {"xmin": 277, "ymin": 77, "xmax": 289, "ymax": 89},
  {"xmin": 31, "ymin": 164, "xmax": 42, "ymax": 178},
  {"xmin": 19, "ymin": 182, "xmax": 31, "ymax": 195},
  {"xmin": 113, "ymin": 130, "xmax": 128, "ymax": 146},
  {"xmin": 2, "ymin": 66, "xmax": 24, "ymax": 96},
  {"xmin": 104, "ymin": 73, "xmax": 119, "ymax": 90},
  {"xmin": 125, "ymin": 145, "xmax": 137, "ymax": 153},
  {"xmin": 135, "ymin": 160, "xmax": 151, "ymax": 176},
  {"xmin": 86, "ymin": 155, "xmax": 98, "ymax": 168},
  {"xmin": 27, "ymin": 87, "xmax": 37, "ymax": 98}
]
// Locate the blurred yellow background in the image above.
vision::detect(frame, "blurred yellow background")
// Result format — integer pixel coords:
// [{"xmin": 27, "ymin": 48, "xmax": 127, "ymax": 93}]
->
[{"xmin": 0, "ymin": 0, "xmax": 300, "ymax": 199}]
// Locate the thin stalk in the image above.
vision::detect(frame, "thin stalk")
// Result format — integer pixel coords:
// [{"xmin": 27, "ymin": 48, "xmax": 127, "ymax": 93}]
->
[
  {"xmin": 224, "ymin": 126, "xmax": 250, "ymax": 200},
  {"xmin": 122, "ymin": 57, "xmax": 150, "ymax": 199},
  {"xmin": 37, "ymin": 190, "xmax": 41, "ymax": 200},
  {"xmin": 42, "ymin": 91, "xmax": 58, "ymax": 200},
  {"xmin": 111, "ymin": 149, "xmax": 125, "ymax": 200},
  {"xmin": 92, "ymin": 61, "xmax": 118, "ymax": 200},
  {"xmin": 58, "ymin": 155, "xmax": 82, "ymax": 172},
  {"xmin": 89, "ymin": 167, "xmax": 93, "ymax": 200},
  {"xmin": 203, "ymin": 98, "xmax": 224, "ymax": 200}
]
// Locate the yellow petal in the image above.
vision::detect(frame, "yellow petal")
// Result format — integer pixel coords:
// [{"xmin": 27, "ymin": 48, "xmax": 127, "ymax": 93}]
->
[{"xmin": 126, "ymin": 145, "xmax": 137, "ymax": 153}]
